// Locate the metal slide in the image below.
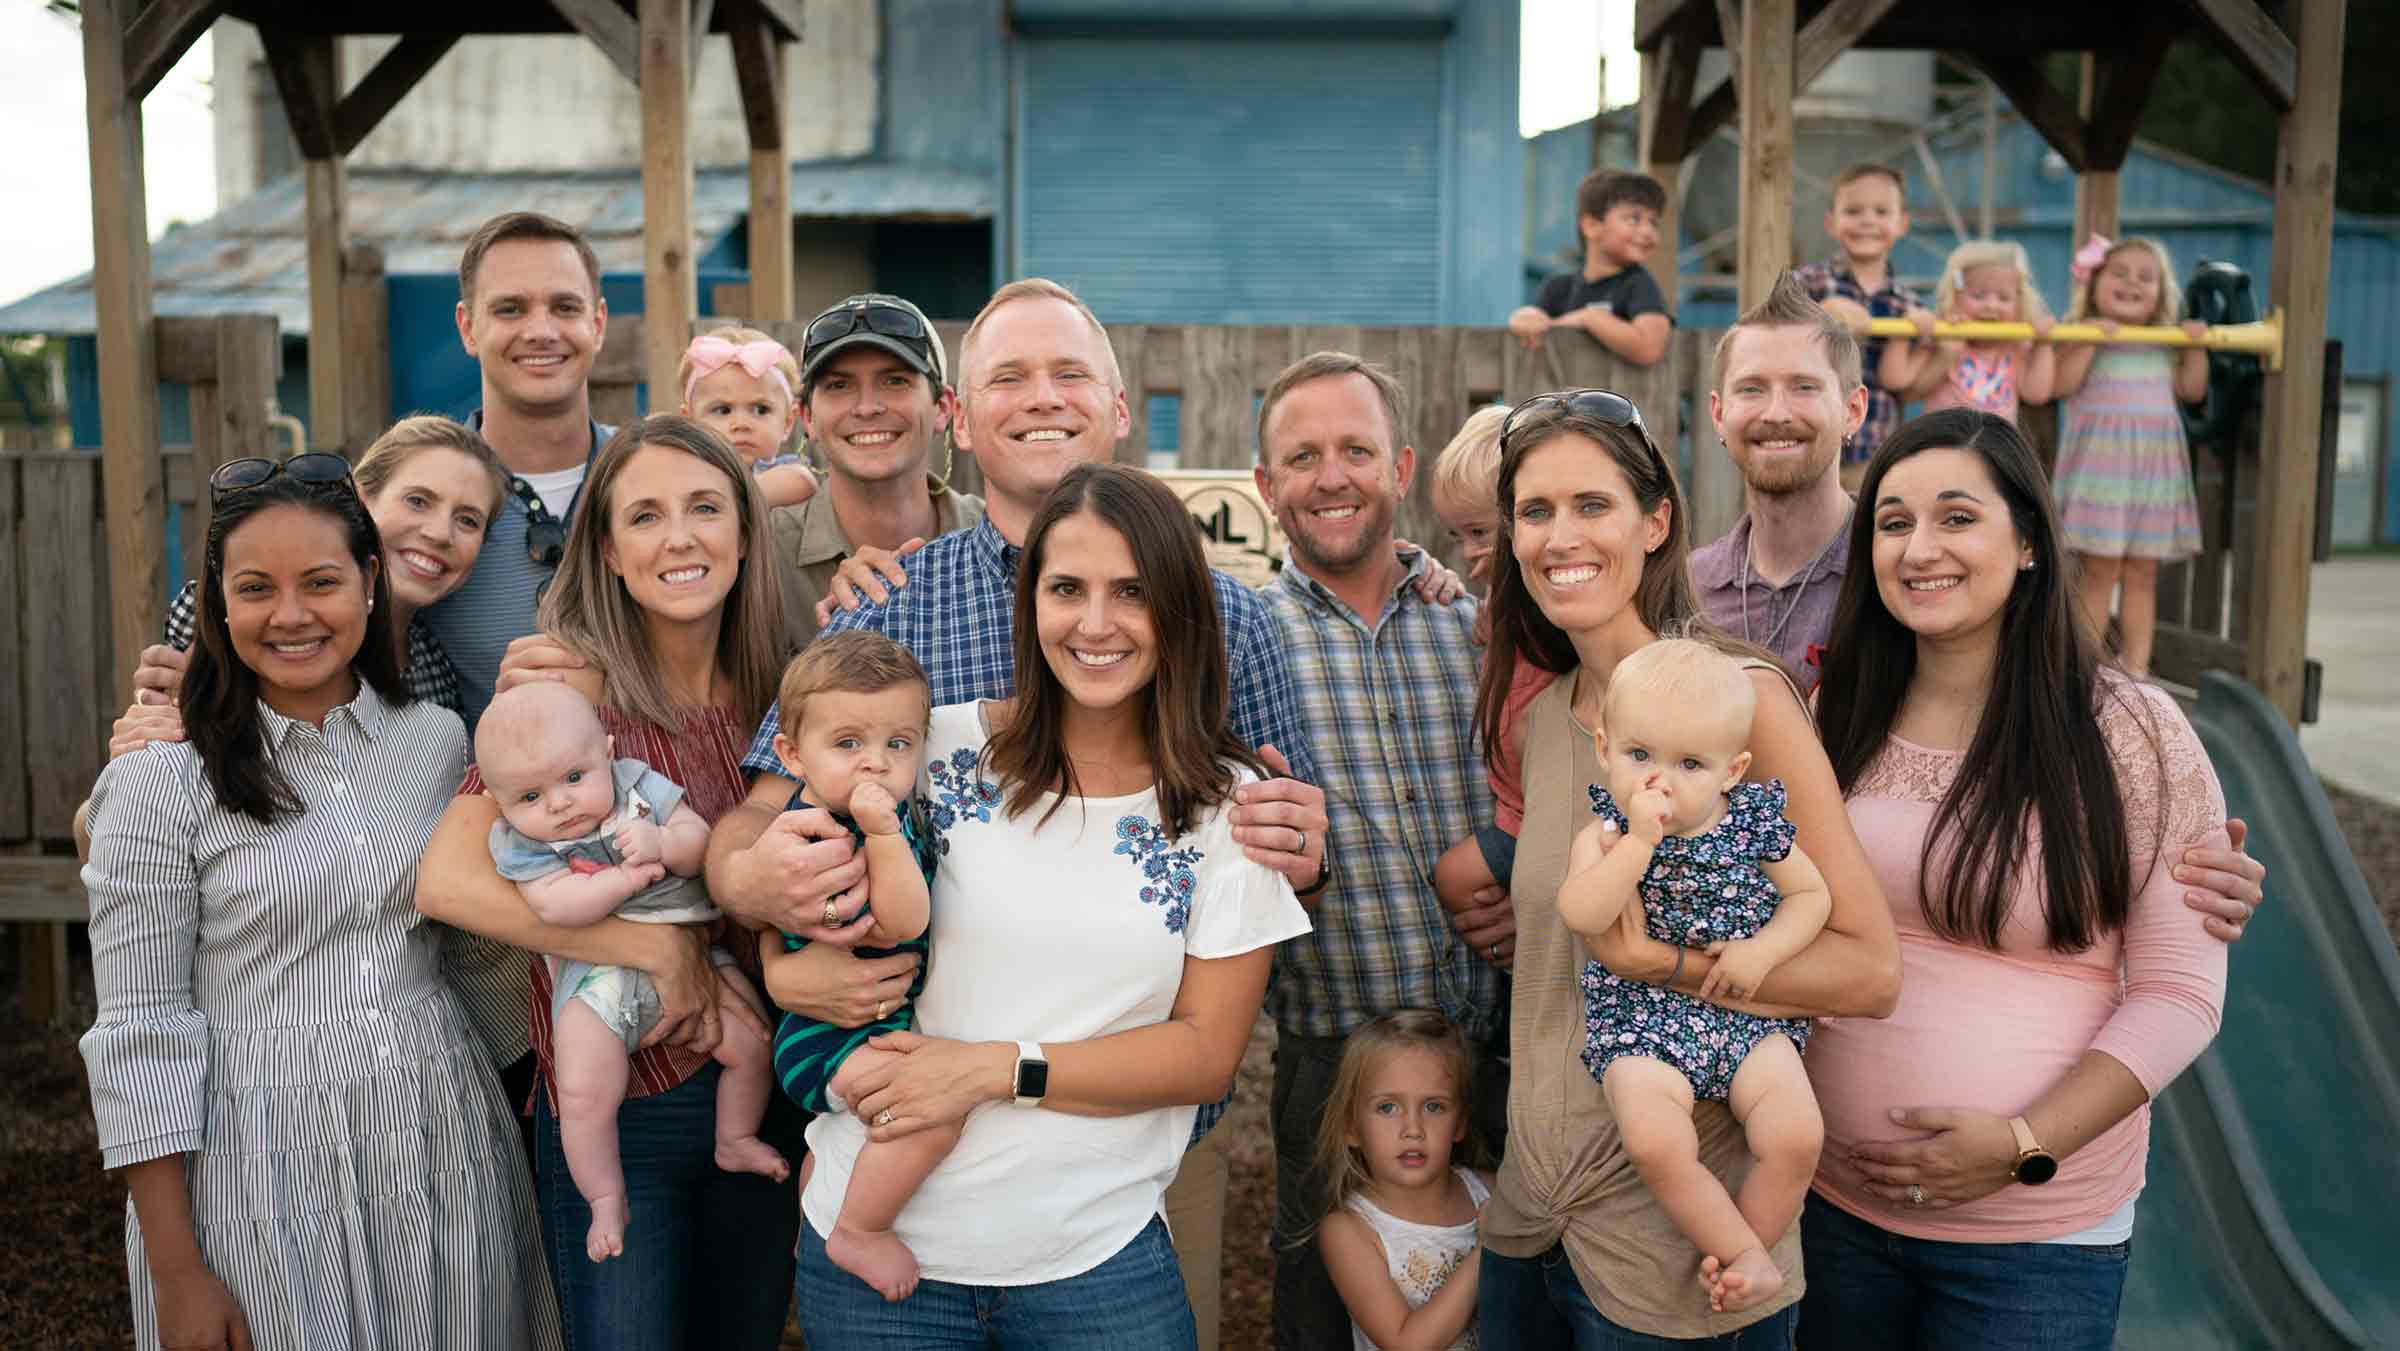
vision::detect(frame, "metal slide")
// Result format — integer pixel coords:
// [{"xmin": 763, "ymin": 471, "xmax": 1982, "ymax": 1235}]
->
[{"xmin": 2118, "ymin": 674, "xmax": 2400, "ymax": 1350}]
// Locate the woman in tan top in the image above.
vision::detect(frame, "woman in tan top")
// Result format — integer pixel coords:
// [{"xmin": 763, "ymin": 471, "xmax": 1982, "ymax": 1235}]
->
[{"xmin": 1471, "ymin": 389, "xmax": 1902, "ymax": 1345}]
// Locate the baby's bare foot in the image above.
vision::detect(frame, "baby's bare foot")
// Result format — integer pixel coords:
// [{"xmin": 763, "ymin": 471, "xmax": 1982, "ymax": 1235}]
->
[
  {"xmin": 716, "ymin": 1135, "xmax": 791, "ymax": 1182},
  {"xmin": 827, "ymin": 1222, "xmax": 922, "ymax": 1302},
  {"xmin": 585, "ymin": 1194, "xmax": 628, "ymax": 1263},
  {"xmin": 1708, "ymin": 1245, "xmax": 1785, "ymax": 1314}
]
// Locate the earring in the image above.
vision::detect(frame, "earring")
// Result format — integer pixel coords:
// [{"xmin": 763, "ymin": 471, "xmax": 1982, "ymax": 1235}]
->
[{"xmin": 2019, "ymin": 559, "xmax": 2036, "ymax": 571}]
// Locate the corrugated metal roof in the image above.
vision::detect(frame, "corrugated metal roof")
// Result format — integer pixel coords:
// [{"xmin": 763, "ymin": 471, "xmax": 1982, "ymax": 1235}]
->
[{"xmin": 0, "ymin": 160, "xmax": 995, "ymax": 337}]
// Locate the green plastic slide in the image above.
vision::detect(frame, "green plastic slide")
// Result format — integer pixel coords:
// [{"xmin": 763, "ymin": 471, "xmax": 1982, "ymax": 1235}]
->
[{"xmin": 2118, "ymin": 673, "xmax": 2400, "ymax": 1350}]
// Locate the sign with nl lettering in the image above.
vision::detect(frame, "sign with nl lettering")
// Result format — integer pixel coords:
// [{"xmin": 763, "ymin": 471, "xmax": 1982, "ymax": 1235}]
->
[{"xmin": 1159, "ymin": 469, "xmax": 1283, "ymax": 588}]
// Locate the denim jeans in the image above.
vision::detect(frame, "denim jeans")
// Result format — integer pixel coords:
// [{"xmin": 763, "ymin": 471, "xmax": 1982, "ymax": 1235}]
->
[
  {"xmin": 1480, "ymin": 1240, "xmax": 1799, "ymax": 1349},
  {"xmin": 792, "ymin": 1213, "xmax": 1196, "ymax": 1350},
  {"xmin": 534, "ymin": 1064, "xmax": 806, "ymax": 1351},
  {"xmin": 1795, "ymin": 1194, "xmax": 2129, "ymax": 1351}
]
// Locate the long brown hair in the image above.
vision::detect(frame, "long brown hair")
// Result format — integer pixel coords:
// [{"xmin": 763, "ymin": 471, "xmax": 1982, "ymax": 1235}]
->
[
  {"xmin": 1816, "ymin": 408, "xmax": 2144, "ymax": 951},
  {"xmin": 983, "ymin": 463, "xmax": 1262, "ymax": 837},
  {"xmin": 537, "ymin": 414, "xmax": 787, "ymax": 733}
]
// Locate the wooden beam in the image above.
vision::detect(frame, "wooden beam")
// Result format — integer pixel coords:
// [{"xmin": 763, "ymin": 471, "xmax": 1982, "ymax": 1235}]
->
[
  {"xmin": 641, "ymin": 0, "xmax": 697, "ymax": 405},
  {"xmin": 124, "ymin": 0, "xmax": 221, "ymax": 101},
  {"xmin": 305, "ymin": 155, "xmax": 348, "ymax": 450},
  {"xmin": 1795, "ymin": 0, "xmax": 1904, "ymax": 94},
  {"xmin": 2073, "ymin": 57, "xmax": 2120, "ymax": 245},
  {"xmin": 1714, "ymin": 0, "xmax": 1742, "ymax": 87},
  {"xmin": 2085, "ymin": 27, "xmax": 2177, "ymax": 169},
  {"xmin": 340, "ymin": 243, "xmax": 389, "ymax": 445},
  {"xmin": 1639, "ymin": 30, "xmax": 1699, "ymax": 306},
  {"xmin": 1735, "ymin": 0, "xmax": 1795, "ymax": 310},
  {"xmin": 1635, "ymin": 0, "xmax": 1711, "ymax": 51},
  {"xmin": 1947, "ymin": 51, "xmax": 2087, "ymax": 172},
  {"xmin": 260, "ymin": 31, "xmax": 342, "ymax": 162},
  {"xmin": 690, "ymin": 0, "xmax": 718, "ymax": 91},
  {"xmin": 2179, "ymin": 0, "xmax": 2297, "ymax": 111},
  {"xmin": 552, "ymin": 0, "xmax": 642, "ymax": 85},
  {"xmin": 1686, "ymin": 79, "xmax": 1739, "ymax": 152},
  {"xmin": 731, "ymin": 18, "xmax": 793, "ymax": 322},
  {"xmin": 746, "ymin": 0, "xmax": 807, "ymax": 42},
  {"xmin": 2249, "ymin": 0, "xmax": 2342, "ymax": 723},
  {"xmin": 333, "ymin": 33, "xmax": 458, "ymax": 155},
  {"xmin": 81, "ymin": 0, "xmax": 167, "ymax": 701}
]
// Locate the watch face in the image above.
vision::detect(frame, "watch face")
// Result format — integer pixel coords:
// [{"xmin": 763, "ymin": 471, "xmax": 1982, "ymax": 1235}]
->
[
  {"xmin": 1017, "ymin": 1058, "xmax": 1049, "ymax": 1100},
  {"xmin": 2016, "ymin": 1152, "xmax": 2059, "ymax": 1185}
]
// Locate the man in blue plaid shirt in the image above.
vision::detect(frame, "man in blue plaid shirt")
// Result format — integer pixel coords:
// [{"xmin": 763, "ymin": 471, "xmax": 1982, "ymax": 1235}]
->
[
  {"xmin": 702, "ymin": 278, "xmax": 1329, "ymax": 1345},
  {"xmin": 1248, "ymin": 352, "xmax": 1508, "ymax": 1350}
]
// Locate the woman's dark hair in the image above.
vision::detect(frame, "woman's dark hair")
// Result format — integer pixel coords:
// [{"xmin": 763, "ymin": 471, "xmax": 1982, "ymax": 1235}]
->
[
  {"xmin": 985, "ymin": 463, "xmax": 1263, "ymax": 838},
  {"xmin": 183, "ymin": 474, "xmax": 407, "ymax": 823},
  {"xmin": 1816, "ymin": 407, "xmax": 2145, "ymax": 952},
  {"xmin": 1474, "ymin": 394, "xmax": 1773, "ymax": 765}
]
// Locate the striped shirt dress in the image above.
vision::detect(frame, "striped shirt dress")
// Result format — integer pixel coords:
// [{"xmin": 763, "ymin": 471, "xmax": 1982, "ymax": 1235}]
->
[
  {"xmin": 79, "ymin": 682, "xmax": 560, "ymax": 1351},
  {"xmin": 2053, "ymin": 345, "xmax": 2203, "ymax": 561}
]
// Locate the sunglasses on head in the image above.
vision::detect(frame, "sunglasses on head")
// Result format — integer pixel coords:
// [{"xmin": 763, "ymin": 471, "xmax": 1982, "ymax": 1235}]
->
[
  {"xmin": 803, "ymin": 300, "xmax": 930, "ymax": 366},
  {"xmin": 1501, "ymin": 388, "xmax": 1667, "ymax": 471},
  {"xmin": 208, "ymin": 451, "xmax": 356, "ymax": 506}
]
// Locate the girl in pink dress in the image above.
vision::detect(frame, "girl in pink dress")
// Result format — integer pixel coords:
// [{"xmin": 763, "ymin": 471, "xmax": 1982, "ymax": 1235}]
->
[{"xmin": 1880, "ymin": 240, "xmax": 2058, "ymax": 426}]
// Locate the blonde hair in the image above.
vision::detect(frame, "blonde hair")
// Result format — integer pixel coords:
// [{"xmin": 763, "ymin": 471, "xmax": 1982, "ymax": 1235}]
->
[
  {"xmin": 473, "ymin": 681, "xmax": 607, "ymax": 780},
  {"xmin": 1602, "ymin": 637, "xmax": 1758, "ymax": 743},
  {"xmin": 677, "ymin": 325, "xmax": 801, "ymax": 403},
  {"xmin": 2066, "ymin": 236, "xmax": 2183, "ymax": 326},
  {"xmin": 1933, "ymin": 240, "xmax": 2051, "ymax": 324},
  {"xmin": 959, "ymin": 278, "xmax": 1122, "ymax": 391},
  {"xmin": 537, "ymin": 414, "xmax": 789, "ymax": 734},
  {"xmin": 777, "ymin": 631, "xmax": 930, "ymax": 729},
  {"xmin": 352, "ymin": 414, "xmax": 509, "ymax": 520},
  {"xmin": 1429, "ymin": 404, "xmax": 1510, "ymax": 514},
  {"xmin": 1309, "ymin": 1010, "xmax": 1477, "ymax": 1235}
]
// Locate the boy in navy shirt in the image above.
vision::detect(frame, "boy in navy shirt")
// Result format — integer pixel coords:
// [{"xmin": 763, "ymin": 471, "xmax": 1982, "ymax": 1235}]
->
[{"xmin": 1509, "ymin": 169, "xmax": 1674, "ymax": 366}]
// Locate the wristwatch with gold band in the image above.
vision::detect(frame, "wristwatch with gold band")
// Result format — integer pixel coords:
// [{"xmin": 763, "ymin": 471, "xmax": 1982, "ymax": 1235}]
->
[{"xmin": 2008, "ymin": 1115, "xmax": 2059, "ymax": 1185}]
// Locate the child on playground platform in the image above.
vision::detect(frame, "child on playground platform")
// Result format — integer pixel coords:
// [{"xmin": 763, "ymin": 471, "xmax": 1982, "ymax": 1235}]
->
[
  {"xmin": 1882, "ymin": 239, "xmax": 2058, "ymax": 424},
  {"xmin": 477, "ymin": 682, "xmax": 788, "ymax": 1263},
  {"xmin": 1557, "ymin": 639, "xmax": 1829, "ymax": 1314},
  {"xmin": 1509, "ymin": 170, "xmax": 1673, "ymax": 367},
  {"xmin": 1796, "ymin": 163, "xmax": 1928, "ymax": 481},
  {"xmin": 757, "ymin": 632, "xmax": 947, "ymax": 1302},
  {"xmin": 2050, "ymin": 235, "xmax": 2212, "ymax": 678},
  {"xmin": 680, "ymin": 328, "xmax": 820, "ymax": 508},
  {"xmin": 1315, "ymin": 1010, "xmax": 1492, "ymax": 1351}
]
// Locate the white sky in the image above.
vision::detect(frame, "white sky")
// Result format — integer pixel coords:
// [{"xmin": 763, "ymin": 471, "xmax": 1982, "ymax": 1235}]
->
[{"xmin": 0, "ymin": 2, "xmax": 1635, "ymax": 308}]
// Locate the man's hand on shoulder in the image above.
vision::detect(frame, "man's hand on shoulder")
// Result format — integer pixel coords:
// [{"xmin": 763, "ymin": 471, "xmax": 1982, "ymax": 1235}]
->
[{"xmin": 814, "ymin": 539, "xmax": 925, "ymax": 627}]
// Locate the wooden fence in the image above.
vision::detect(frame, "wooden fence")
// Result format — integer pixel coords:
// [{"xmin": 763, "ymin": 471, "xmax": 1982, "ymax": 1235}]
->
[{"xmin": 4, "ymin": 312, "xmax": 2267, "ymax": 1021}]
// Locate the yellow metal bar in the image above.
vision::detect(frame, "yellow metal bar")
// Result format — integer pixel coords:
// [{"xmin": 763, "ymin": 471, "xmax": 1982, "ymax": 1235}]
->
[{"xmin": 1862, "ymin": 309, "xmax": 2284, "ymax": 371}]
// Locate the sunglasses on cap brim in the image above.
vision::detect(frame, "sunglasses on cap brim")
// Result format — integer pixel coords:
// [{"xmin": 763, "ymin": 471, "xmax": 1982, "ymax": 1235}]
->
[{"xmin": 803, "ymin": 302, "xmax": 931, "ymax": 365}]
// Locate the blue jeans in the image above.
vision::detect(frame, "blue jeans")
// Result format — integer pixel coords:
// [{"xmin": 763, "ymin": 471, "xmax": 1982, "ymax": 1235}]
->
[
  {"xmin": 1795, "ymin": 1193, "xmax": 2129, "ymax": 1351},
  {"xmin": 1481, "ymin": 1241, "xmax": 1799, "ymax": 1349},
  {"xmin": 793, "ymin": 1213, "xmax": 1196, "ymax": 1350},
  {"xmin": 534, "ymin": 1064, "xmax": 805, "ymax": 1351}
]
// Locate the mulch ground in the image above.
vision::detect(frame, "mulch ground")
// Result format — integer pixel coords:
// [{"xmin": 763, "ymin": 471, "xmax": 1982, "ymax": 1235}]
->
[{"xmin": 10, "ymin": 781, "xmax": 2397, "ymax": 1349}]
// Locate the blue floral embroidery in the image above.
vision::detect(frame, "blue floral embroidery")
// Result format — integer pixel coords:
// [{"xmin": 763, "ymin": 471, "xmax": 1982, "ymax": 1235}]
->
[
  {"xmin": 1113, "ymin": 815, "xmax": 1203, "ymax": 933},
  {"xmin": 925, "ymin": 747, "xmax": 1001, "ymax": 842}
]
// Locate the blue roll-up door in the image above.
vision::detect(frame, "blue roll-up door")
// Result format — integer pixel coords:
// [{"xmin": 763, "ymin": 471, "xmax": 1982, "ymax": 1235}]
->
[{"xmin": 1014, "ymin": 35, "xmax": 1445, "ymax": 325}]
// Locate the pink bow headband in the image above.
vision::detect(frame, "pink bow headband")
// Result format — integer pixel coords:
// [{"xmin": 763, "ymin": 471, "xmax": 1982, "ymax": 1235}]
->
[
  {"xmin": 683, "ymin": 334, "xmax": 794, "ymax": 407},
  {"xmin": 2070, "ymin": 235, "xmax": 2115, "ymax": 283}
]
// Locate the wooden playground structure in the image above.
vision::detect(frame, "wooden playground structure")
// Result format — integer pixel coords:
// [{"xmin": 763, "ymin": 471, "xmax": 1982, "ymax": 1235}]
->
[{"xmin": 0, "ymin": 0, "xmax": 2347, "ymax": 1021}]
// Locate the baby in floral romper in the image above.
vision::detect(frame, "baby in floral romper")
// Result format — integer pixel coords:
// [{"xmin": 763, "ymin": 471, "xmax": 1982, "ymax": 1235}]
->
[{"xmin": 1556, "ymin": 639, "xmax": 1831, "ymax": 1315}]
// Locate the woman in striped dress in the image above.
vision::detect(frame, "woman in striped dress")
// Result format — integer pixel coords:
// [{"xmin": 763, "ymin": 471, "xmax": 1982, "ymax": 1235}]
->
[{"xmin": 80, "ymin": 466, "xmax": 557, "ymax": 1351}]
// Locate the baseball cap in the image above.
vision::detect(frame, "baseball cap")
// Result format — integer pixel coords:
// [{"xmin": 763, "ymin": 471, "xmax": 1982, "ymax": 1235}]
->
[{"xmin": 799, "ymin": 293, "xmax": 948, "ymax": 389}]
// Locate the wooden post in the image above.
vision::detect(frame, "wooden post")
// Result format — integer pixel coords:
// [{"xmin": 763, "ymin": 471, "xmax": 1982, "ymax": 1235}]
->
[
  {"xmin": 306, "ymin": 155, "xmax": 348, "ymax": 450},
  {"xmin": 2249, "ymin": 0, "xmax": 2343, "ymax": 722},
  {"xmin": 341, "ymin": 242, "xmax": 389, "ymax": 441},
  {"xmin": 2073, "ymin": 56, "xmax": 2121, "ymax": 244},
  {"xmin": 641, "ymin": 0, "xmax": 697, "ymax": 404},
  {"xmin": 80, "ymin": 0, "xmax": 167, "ymax": 697},
  {"xmin": 1639, "ymin": 28, "xmax": 1699, "ymax": 308},
  {"xmin": 730, "ymin": 20, "xmax": 793, "ymax": 321},
  {"xmin": 1736, "ymin": 0, "xmax": 1795, "ymax": 309}
]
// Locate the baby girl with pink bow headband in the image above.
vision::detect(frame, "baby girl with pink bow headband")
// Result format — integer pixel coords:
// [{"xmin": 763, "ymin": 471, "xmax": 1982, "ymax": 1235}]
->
[{"xmin": 679, "ymin": 327, "xmax": 819, "ymax": 509}]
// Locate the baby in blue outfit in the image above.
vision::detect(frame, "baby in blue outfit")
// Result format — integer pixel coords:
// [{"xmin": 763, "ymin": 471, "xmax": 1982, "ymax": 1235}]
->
[
  {"xmin": 478, "ymin": 682, "xmax": 787, "ymax": 1264},
  {"xmin": 1556, "ymin": 639, "xmax": 1830, "ymax": 1316}
]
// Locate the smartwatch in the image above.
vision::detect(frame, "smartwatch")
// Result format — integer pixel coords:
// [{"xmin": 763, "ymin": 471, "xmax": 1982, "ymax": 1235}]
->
[
  {"xmin": 2008, "ymin": 1115, "xmax": 2058, "ymax": 1185},
  {"xmin": 1012, "ymin": 1041, "xmax": 1049, "ymax": 1107}
]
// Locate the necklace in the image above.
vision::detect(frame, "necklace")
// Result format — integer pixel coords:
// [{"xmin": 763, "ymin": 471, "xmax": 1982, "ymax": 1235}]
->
[{"xmin": 1739, "ymin": 526, "xmax": 1827, "ymax": 652}]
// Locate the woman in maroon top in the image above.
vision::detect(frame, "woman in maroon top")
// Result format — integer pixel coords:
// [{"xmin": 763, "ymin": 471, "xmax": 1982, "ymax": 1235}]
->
[{"xmin": 415, "ymin": 415, "xmax": 805, "ymax": 1350}]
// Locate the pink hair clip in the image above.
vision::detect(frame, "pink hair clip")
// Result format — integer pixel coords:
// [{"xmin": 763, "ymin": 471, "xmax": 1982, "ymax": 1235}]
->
[{"xmin": 2070, "ymin": 235, "xmax": 2114, "ymax": 283}]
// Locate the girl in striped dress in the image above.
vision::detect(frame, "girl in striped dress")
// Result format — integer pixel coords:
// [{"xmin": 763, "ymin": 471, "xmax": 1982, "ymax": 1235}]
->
[
  {"xmin": 80, "ymin": 467, "xmax": 556, "ymax": 1351},
  {"xmin": 2051, "ymin": 235, "xmax": 2212, "ymax": 677}
]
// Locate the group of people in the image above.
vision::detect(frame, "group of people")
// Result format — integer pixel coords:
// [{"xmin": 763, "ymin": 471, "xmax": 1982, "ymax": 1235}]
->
[{"xmin": 72, "ymin": 201, "xmax": 2270, "ymax": 1351}]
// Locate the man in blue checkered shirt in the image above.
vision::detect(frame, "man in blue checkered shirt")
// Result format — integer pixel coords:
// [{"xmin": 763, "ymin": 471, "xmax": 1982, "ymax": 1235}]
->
[
  {"xmin": 701, "ymin": 279, "xmax": 1329, "ymax": 1343},
  {"xmin": 1247, "ymin": 352, "xmax": 1508, "ymax": 1350}
]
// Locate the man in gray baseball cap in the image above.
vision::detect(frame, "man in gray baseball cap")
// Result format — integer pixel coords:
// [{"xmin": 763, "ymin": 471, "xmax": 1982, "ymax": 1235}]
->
[{"xmin": 773, "ymin": 293, "xmax": 985, "ymax": 644}]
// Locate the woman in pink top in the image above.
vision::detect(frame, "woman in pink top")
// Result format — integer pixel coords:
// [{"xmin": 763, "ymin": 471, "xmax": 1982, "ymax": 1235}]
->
[{"xmin": 1802, "ymin": 407, "xmax": 2230, "ymax": 1350}]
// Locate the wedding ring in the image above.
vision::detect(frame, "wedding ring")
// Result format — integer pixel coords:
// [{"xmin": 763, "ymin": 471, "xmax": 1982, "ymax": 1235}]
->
[
  {"xmin": 875, "ymin": 1109, "xmax": 895, "ymax": 1127},
  {"xmin": 823, "ymin": 898, "xmax": 840, "ymax": 929},
  {"xmin": 1907, "ymin": 1184, "xmax": 1927, "ymax": 1207},
  {"xmin": 1295, "ymin": 829, "xmax": 1308, "ymax": 855},
  {"xmin": 1486, "ymin": 944, "xmax": 1501, "ymax": 961}
]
